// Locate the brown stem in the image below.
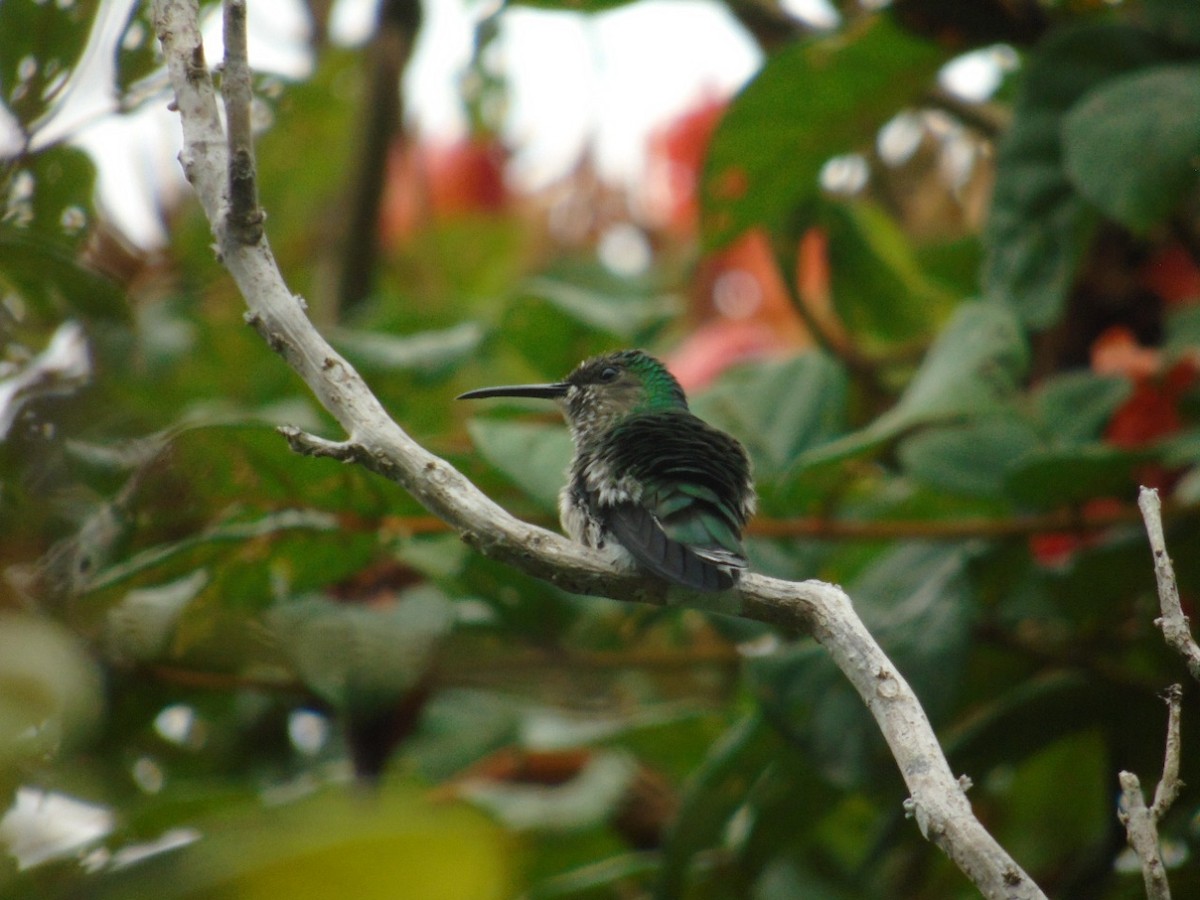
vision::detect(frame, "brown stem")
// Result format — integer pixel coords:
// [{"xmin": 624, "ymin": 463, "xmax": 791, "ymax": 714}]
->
[
  {"xmin": 334, "ymin": 0, "xmax": 421, "ymax": 315},
  {"xmin": 221, "ymin": 0, "xmax": 263, "ymax": 245},
  {"xmin": 769, "ymin": 233, "xmax": 893, "ymax": 409},
  {"xmin": 375, "ymin": 496, "xmax": 1184, "ymax": 542},
  {"xmin": 923, "ymin": 88, "xmax": 1009, "ymax": 139}
]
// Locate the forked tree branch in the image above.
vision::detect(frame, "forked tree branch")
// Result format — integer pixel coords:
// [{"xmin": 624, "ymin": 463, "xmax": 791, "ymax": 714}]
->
[
  {"xmin": 1118, "ymin": 684, "xmax": 1184, "ymax": 900},
  {"xmin": 1139, "ymin": 487, "xmax": 1200, "ymax": 683},
  {"xmin": 1124, "ymin": 487, "xmax": 1198, "ymax": 899},
  {"xmin": 152, "ymin": 2, "xmax": 1046, "ymax": 896}
]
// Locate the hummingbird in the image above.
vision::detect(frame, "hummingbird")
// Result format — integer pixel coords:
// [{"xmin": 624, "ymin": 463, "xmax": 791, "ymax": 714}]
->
[{"xmin": 458, "ymin": 349, "xmax": 755, "ymax": 592}]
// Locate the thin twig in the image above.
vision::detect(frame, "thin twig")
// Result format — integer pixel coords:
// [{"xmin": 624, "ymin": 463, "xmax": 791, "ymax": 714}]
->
[
  {"xmin": 1151, "ymin": 685, "xmax": 1184, "ymax": 819},
  {"xmin": 923, "ymin": 87, "xmax": 1010, "ymax": 139},
  {"xmin": 1118, "ymin": 684, "xmax": 1184, "ymax": 900},
  {"xmin": 147, "ymin": 663, "xmax": 311, "ymax": 696},
  {"xmin": 151, "ymin": 2, "xmax": 1047, "ymax": 896},
  {"xmin": 1138, "ymin": 487, "xmax": 1200, "ymax": 683},
  {"xmin": 221, "ymin": 0, "xmax": 263, "ymax": 245}
]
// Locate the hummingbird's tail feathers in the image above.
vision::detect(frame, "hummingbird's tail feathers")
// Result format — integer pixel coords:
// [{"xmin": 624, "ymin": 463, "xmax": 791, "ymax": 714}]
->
[{"xmin": 605, "ymin": 503, "xmax": 742, "ymax": 593}]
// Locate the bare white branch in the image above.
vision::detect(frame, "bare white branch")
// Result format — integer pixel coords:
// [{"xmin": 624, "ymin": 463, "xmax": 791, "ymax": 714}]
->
[
  {"xmin": 151, "ymin": 1, "xmax": 1047, "ymax": 896},
  {"xmin": 1139, "ymin": 487, "xmax": 1200, "ymax": 682},
  {"xmin": 1152, "ymin": 685, "xmax": 1184, "ymax": 818},
  {"xmin": 1118, "ymin": 685, "xmax": 1184, "ymax": 900}
]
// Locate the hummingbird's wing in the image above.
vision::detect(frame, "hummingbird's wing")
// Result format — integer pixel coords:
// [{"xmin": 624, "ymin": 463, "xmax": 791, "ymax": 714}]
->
[
  {"xmin": 594, "ymin": 411, "xmax": 753, "ymax": 592},
  {"xmin": 605, "ymin": 501, "xmax": 744, "ymax": 591}
]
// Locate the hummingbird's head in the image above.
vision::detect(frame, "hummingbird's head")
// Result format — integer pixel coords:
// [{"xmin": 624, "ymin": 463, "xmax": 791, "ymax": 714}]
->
[
  {"xmin": 560, "ymin": 350, "xmax": 686, "ymax": 438},
  {"xmin": 458, "ymin": 349, "xmax": 687, "ymax": 444}
]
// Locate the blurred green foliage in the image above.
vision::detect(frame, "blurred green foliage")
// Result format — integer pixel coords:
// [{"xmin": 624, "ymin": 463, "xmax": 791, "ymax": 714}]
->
[{"xmin": 3, "ymin": 1, "xmax": 1200, "ymax": 898}]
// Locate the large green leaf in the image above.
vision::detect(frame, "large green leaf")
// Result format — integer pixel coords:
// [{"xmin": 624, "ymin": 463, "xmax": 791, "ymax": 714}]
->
[
  {"xmin": 267, "ymin": 586, "xmax": 453, "ymax": 711},
  {"xmin": 1141, "ymin": 0, "xmax": 1200, "ymax": 49},
  {"xmin": 798, "ymin": 301, "xmax": 1027, "ymax": 466},
  {"xmin": 520, "ymin": 273, "xmax": 678, "ymax": 340},
  {"xmin": 700, "ymin": 17, "xmax": 946, "ymax": 249},
  {"xmin": 497, "ymin": 268, "xmax": 677, "ymax": 380},
  {"xmin": 657, "ymin": 713, "xmax": 780, "ymax": 899},
  {"xmin": 820, "ymin": 199, "xmax": 957, "ymax": 344},
  {"xmin": 89, "ymin": 784, "xmax": 515, "ymax": 900},
  {"xmin": 899, "ymin": 416, "xmax": 1043, "ymax": 498},
  {"xmin": 982, "ymin": 23, "xmax": 1168, "ymax": 327},
  {"xmin": 0, "ymin": 227, "xmax": 124, "ymax": 321},
  {"xmin": 1165, "ymin": 305, "xmax": 1200, "ymax": 351},
  {"xmin": 0, "ymin": 613, "xmax": 103, "ymax": 767},
  {"xmin": 113, "ymin": 1, "xmax": 161, "ymax": 100},
  {"xmin": 749, "ymin": 543, "xmax": 976, "ymax": 787},
  {"xmin": 88, "ymin": 510, "xmax": 341, "ymax": 595},
  {"xmin": 466, "ymin": 418, "xmax": 572, "ymax": 511},
  {"xmin": 1003, "ymin": 444, "xmax": 1148, "ymax": 507},
  {"xmin": 332, "ymin": 322, "xmax": 484, "ymax": 376},
  {"xmin": 1063, "ymin": 64, "xmax": 1200, "ymax": 233},
  {"xmin": 691, "ymin": 352, "xmax": 848, "ymax": 480},
  {"xmin": 1030, "ymin": 370, "xmax": 1131, "ymax": 446},
  {"xmin": 6, "ymin": 146, "xmax": 97, "ymax": 244},
  {"xmin": 853, "ymin": 300, "xmax": 1026, "ymax": 421},
  {"xmin": 104, "ymin": 569, "xmax": 210, "ymax": 663},
  {"xmin": 0, "ymin": 0, "xmax": 100, "ymax": 129}
]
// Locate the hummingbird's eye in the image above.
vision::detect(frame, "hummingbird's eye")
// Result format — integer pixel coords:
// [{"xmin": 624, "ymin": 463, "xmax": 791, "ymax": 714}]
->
[{"xmin": 599, "ymin": 366, "xmax": 620, "ymax": 383}]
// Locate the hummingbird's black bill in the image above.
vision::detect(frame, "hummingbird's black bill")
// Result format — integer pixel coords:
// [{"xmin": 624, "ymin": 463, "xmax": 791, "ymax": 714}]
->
[{"xmin": 456, "ymin": 382, "xmax": 570, "ymax": 401}]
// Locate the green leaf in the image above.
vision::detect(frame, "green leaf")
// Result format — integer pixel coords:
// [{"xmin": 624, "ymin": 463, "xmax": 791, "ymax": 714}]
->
[
  {"xmin": 899, "ymin": 416, "xmax": 1043, "ymax": 498},
  {"xmin": 982, "ymin": 23, "xmax": 1166, "ymax": 327},
  {"xmin": 0, "ymin": 228, "xmax": 124, "ymax": 321},
  {"xmin": 466, "ymin": 418, "xmax": 572, "ymax": 511},
  {"xmin": 0, "ymin": 0, "xmax": 100, "ymax": 130},
  {"xmin": 1031, "ymin": 371, "xmax": 1131, "ymax": 446},
  {"xmin": 700, "ymin": 17, "xmax": 946, "ymax": 249},
  {"xmin": 845, "ymin": 542, "xmax": 977, "ymax": 721},
  {"xmin": 4, "ymin": 146, "xmax": 98, "ymax": 249},
  {"xmin": 24, "ymin": 145, "xmax": 95, "ymax": 234},
  {"xmin": 821, "ymin": 199, "xmax": 956, "ymax": 343},
  {"xmin": 0, "ymin": 613, "xmax": 103, "ymax": 766},
  {"xmin": 520, "ymin": 274, "xmax": 678, "ymax": 340},
  {"xmin": 1141, "ymin": 0, "xmax": 1200, "ymax": 49},
  {"xmin": 1003, "ymin": 444, "xmax": 1147, "ymax": 507},
  {"xmin": 946, "ymin": 673, "xmax": 1109, "ymax": 775},
  {"xmin": 267, "ymin": 585, "xmax": 453, "ymax": 711},
  {"xmin": 990, "ymin": 732, "xmax": 1110, "ymax": 872},
  {"xmin": 136, "ymin": 421, "xmax": 405, "ymax": 524},
  {"xmin": 114, "ymin": 1, "xmax": 160, "ymax": 99},
  {"xmin": 88, "ymin": 509, "xmax": 340, "ymax": 594},
  {"xmin": 90, "ymin": 784, "xmax": 515, "ymax": 900},
  {"xmin": 857, "ymin": 300, "xmax": 1026, "ymax": 420},
  {"xmin": 1166, "ymin": 305, "xmax": 1200, "ymax": 352},
  {"xmin": 798, "ymin": 302, "xmax": 1027, "ymax": 466},
  {"xmin": 1063, "ymin": 64, "xmax": 1200, "ymax": 232},
  {"xmin": 405, "ymin": 689, "xmax": 522, "ymax": 782},
  {"xmin": 749, "ymin": 544, "xmax": 976, "ymax": 787},
  {"xmin": 332, "ymin": 322, "xmax": 484, "ymax": 375},
  {"xmin": 657, "ymin": 713, "xmax": 780, "ymax": 898},
  {"xmin": 104, "ymin": 569, "xmax": 209, "ymax": 663},
  {"xmin": 752, "ymin": 859, "xmax": 861, "ymax": 900},
  {"xmin": 691, "ymin": 352, "xmax": 849, "ymax": 479},
  {"xmin": 527, "ymin": 853, "xmax": 659, "ymax": 899},
  {"xmin": 0, "ymin": 320, "xmax": 91, "ymax": 441}
]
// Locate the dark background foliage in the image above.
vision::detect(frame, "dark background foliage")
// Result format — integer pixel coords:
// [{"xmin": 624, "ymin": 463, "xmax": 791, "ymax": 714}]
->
[{"xmin": 2, "ymin": 0, "xmax": 1200, "ymax": 897}]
